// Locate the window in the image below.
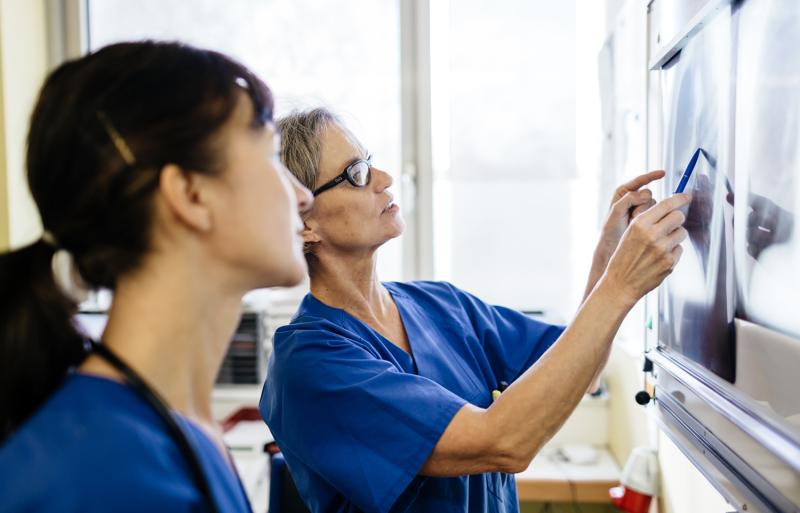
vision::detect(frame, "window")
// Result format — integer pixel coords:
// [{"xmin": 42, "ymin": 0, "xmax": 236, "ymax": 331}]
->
[
  {"xmin": 84, "ymin": 1, "xmax": 601, "ymax": 318},
  {"xmin": 430, "ymin": 1, "xmax": 580, "ymax": 318},
  {"xmin": 88, "ymin": 0, "xmax": 404, "ymax": 280}
]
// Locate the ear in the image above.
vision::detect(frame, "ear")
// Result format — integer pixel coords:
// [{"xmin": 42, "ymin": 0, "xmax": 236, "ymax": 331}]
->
[
  {"xmin": 158, "ymin": 164, "xmax": 213, "ymax": 232},
  {"xmin": 302, "ymin": 219, "xmax": 322, "ymax": 245}
]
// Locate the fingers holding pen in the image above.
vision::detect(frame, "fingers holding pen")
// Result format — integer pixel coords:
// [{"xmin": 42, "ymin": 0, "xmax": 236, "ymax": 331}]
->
[
  {"xmin": 655, "ymin": 209, "xmax": 687, "ymax": 237},
  {"xmin": 601, "ymin": 193, "xmax": 693, "ymax": 303},
  {"xmin": 639, "ymin": 193, "xmax": 692, "ymax": 226}
]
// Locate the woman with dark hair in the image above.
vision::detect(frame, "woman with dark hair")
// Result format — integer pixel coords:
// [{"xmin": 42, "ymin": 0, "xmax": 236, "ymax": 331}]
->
[
  {"xmin": 260, "ymin": 108, "xmax": 691, "ymax": 513},
  {"xmin": 0, "ymin": 41, "xmax": 311, "ymax": 512}
]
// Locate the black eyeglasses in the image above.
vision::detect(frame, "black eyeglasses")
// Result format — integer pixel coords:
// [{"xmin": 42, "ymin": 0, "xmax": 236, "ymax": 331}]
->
[{"xmin": 313, "ymin": 155, "xmax": 372, "ymax": 196}]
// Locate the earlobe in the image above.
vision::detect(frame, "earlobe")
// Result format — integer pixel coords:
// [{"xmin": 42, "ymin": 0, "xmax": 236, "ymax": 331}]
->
[{"xmin": 159, "ymin": 164, "xmax": 213, "ymax": 232}]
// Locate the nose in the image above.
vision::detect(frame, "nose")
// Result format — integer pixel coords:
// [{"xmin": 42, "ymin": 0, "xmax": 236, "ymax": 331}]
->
[
  {"xmin": 372, "ymin": 167, "xmax": 394, "ymax": 191},
  {"xmin": 285, "ymin": 169, "xmax": 313, "ymax": 214}
]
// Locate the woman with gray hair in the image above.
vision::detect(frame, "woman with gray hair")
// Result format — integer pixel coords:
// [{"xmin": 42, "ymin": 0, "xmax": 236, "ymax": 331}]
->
[{"xmin": 260, "ymin": 107, "xmax": 690, "ymax": 513}]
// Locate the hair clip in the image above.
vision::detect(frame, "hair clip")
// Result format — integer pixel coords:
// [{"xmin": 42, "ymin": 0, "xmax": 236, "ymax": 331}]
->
[{"xmin": 96, "ymin": 111, "xmax": 136, "ymax": 167}]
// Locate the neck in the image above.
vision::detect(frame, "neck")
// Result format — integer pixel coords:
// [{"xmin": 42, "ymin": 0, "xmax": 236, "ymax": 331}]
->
[
  {"xmin": 80, "ymin": 252, "xmax": 243, "ymax": 425},
  {"xmin": 309, "ymin": 248, "xmax": 390, "ymax": 318}
]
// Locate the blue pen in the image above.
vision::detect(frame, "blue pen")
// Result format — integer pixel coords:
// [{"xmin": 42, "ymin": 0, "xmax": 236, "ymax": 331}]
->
[{"xmin": 674, "ymin": 148, "xmax": 703, "ymax": 194}]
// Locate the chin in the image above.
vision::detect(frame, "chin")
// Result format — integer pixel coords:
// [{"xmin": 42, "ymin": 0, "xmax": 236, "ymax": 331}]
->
[
  {"xmin": 266, "ymin": 269, "xmax": 304, "ymax": 289},
  {"xmin": 258, "ymin": 252, "xmax": 308, "ymax": 289},
  {"xmin": 374, "ymin": 227, "xmax": 405, "ymax": 250},
  {"xmin": 280, "ymin": 259, "xmax": 309, "ymax": 287},
  {"xmin": 389, "ymin": 216, "xmax": 406, "ymax": 237}
]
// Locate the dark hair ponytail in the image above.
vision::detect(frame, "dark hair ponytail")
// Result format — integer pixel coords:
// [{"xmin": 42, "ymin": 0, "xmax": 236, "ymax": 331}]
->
[
  {"xmin": 0, "ymin": 41, "xmax": 274, "ymax": 442},
  {"xmin": 0, "ymin": 241, "xmax": 85, "ymax": 440}
]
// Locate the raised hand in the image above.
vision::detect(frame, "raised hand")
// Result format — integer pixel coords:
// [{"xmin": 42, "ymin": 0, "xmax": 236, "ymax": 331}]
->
[
  {"xmin": 598, "ymin": 170, "xmax": 665, "ymax": 257},
  {"xmin": 601, "ymin": 193, "xmax": 693, "ymax": 307}
]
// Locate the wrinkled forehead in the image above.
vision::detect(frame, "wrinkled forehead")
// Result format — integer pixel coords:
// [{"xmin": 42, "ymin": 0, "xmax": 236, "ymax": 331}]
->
[
  {"xmin": 318, "ymin": 122, "xmax": 368, "ymax": 178},
  {"xmin": 324, "ymin": 121, "xmax": 366, "ymax": 157}
]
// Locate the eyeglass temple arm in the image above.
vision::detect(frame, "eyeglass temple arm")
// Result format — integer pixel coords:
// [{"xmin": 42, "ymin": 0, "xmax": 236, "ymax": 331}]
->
[{"xmin": 313, "ymin": 174, "xmax": 347, "ymax": 196}]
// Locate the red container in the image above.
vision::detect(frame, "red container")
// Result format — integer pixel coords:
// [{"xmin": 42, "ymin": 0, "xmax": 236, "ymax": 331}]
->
[{"xmin": 609, "ymin": 485, "xmax": 653, "ymax": 513}]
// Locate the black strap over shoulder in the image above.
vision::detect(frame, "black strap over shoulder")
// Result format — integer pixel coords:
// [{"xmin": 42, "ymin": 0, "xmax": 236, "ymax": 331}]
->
[{"xmin": 89, "ymin": 340, "xmax": 221, "ymax": 513}]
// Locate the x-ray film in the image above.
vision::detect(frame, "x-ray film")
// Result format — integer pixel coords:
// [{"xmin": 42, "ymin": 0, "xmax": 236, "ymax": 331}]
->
[
  {"xmin": 735, "ymin": 0, "xmax": 800, "ymax": 340},
  {"xmin": 658, "ymin": 7, "xmax": 737, "ymax": 382},
  {"xmin": 731, "ymin": 0, "xmax": 800, "ymax": 425}
]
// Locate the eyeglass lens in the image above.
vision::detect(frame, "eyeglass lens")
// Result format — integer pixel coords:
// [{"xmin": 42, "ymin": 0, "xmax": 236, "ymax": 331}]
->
[{"xmin": 348, "ymin": 161, "xmax": 370, "ymax": 186}]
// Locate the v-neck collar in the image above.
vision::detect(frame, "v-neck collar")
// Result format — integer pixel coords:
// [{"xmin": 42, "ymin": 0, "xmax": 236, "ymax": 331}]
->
[{"xmin": 304, "ymin": 283, "xmax": 420, "ymax": 374}]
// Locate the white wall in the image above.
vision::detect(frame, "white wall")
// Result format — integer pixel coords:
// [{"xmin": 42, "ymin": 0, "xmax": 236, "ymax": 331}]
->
[
  {"xmin": 0, "ymin": 0, "xmax": 48, "ymax": 249},
  {"xmin": 658, "ymin": 432, "xmax": 733, "ymax": 513}
]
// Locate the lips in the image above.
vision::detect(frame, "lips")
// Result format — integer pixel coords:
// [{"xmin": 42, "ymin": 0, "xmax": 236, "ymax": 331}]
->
[{"xmin": 382, "ymin": 195, "xmax": 395, "ymax": 213}]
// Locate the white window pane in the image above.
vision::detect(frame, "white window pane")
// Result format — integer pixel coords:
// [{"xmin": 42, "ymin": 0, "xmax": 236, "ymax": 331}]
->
[
  {"xmin": 447, "ymin": 0, "xmax": 576, "ymax": 181},
  {"xmin": 434, "ymin": 1, "xmax": 577, "ymax": 317},
  {"xmin": 439, "ymin": 181, "xmax": 574, "ymax": 312}
]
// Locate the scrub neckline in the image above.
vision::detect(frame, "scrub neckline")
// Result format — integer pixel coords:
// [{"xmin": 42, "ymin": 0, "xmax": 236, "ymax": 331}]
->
[{"xmin": 306, "ymin": 283, "xmax": 420, "ymax": 373}]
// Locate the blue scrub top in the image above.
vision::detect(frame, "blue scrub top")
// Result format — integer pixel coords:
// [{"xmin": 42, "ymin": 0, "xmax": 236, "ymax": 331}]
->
[
  {"xmin": 0, "ymin": 373, "xmax": 251, "ymax": 513},
  {"xmin": 260, "ymin": 281, "xmax": 565, "ymax": 513}
]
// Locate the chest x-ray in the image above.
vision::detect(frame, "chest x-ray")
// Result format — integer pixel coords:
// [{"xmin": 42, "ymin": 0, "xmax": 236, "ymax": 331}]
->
[
  {"xmin": 732, "ymin": 0, "xmax": 800, "ymax": 427},
  {"xmin": 657, "ymin": 0, "xmax": 800, "ymax": 418},
  {"xmin": 735, "ymin": 0, "xmax": 800, "ymax": 339},
  {"xmin": 658, "ymin": 7, "xmax": 737, "ymax": 382}
]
